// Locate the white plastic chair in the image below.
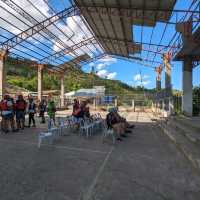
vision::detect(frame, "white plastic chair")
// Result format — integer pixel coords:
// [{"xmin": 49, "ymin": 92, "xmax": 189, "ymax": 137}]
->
[
  {"xmin": 38, "ymin": 132, "xmax": 53, "ymax": 148},
  {"xmin": 102, "ymin": 122, "xmax": 116, "ymax": 144}
]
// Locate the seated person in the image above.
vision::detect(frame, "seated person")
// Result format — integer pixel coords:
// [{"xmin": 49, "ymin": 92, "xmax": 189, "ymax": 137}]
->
[
  {"xmin": 82, "ymin": 101, "xmax": 90, "ymax": 119},
  {"xmin": 72, "ymin": 99, "xmax": 84, "ymax": 123},
  {"xmin": 106, "ymin": 108, "xmax": 126, "ymax": 141},
  {"xmin": 112, "ymin": 107, "xmax": 135, "ymax": 132}
]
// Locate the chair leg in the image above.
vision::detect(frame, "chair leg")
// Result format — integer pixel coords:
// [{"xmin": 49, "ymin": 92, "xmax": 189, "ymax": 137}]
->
[{"xmin": 38, "ymin": 136, "xmax": 42, "ymax": 148}]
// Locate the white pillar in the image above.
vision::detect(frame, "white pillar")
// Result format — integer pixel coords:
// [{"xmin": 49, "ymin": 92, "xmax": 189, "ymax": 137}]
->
[
  {"xmin": 60, "ymin": 75, "xmax": 65, "ymax": 108},
  {"xmin": 132, "ymin": 100, "xmax": 135, "ymax": 112},
  {"xmin": 38, "ymin": 64, "xmax": 44, "ymax": 102},
  {"xmin": 0, "ymin": 51, "xmax": 6, "ymax": 98},
  {"xmin": 114, "ymin": 98, "xmax": 118, "ymax": 107},
  {"xmin": 182, "ymin": 58, "xmax": 193, "ymax": 116}
]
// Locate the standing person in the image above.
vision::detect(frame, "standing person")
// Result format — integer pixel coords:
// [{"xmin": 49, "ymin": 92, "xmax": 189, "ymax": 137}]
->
[
  {"xmin": 47, "ymin": 99, "xmax": 56, "ymax": 128},
  {"xmin": 39, "ymin": 99, "xmax": 47, "ymax": 123},
  {"xmin": 27, "ymin": 96, "xmax": 36, "ymax": 127},
  {"xmin": 15, "ymin": 94, "xmax": 27, "ymax": 130},
  {"xmin": 0, "ymin": 94, "xmax": 16, "ymax": 133}
]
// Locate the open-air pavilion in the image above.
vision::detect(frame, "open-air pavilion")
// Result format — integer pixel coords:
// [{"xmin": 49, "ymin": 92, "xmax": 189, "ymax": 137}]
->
[
  {"xmin": 0, "ymin": 0, "xmax": 200, "ymax": 200},
  {"xmin": 0, "ymin": 0, "xmax": 199, "ymax": 115}
]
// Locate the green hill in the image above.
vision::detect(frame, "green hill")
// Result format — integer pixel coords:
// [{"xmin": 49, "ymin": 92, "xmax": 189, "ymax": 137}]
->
[{"xmin": 5, "ymin": 57, "xmax": 151, "ymax": 98}]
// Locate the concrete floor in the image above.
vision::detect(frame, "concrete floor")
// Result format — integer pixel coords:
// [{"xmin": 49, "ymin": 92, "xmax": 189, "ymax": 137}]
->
[{"xmin": 0, "ymin": 111, "xmax": 200, "ymax": 200}]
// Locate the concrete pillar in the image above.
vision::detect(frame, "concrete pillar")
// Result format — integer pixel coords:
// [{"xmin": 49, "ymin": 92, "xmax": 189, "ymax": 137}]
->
[
  {"xmin": 93, "ymin": 98, "xmax": 96, "ymax": 110},
  {"xmin": 182, "ymin": 58, "xmax": 193, "ymax": 116},
  {"xmin": 0, "ymin": 50, "xmax": 8, "ymax": 98},
  {"xmin": 37, "ymin": 64, "xmax": 44, "ymax": 102},
  {"xmin": 156, "ymin": 79, "xmax": 161, "ymax": 91},
  {"xmin": 163, "ymin": 54, "xmax": 172, "ymax": 95},
  {"xmin": 155, "ymin": 65, "xmax": 162, "ymax": 91},
  {"xmin": 60, "ymin": 75, "xmax": 65, "ymax": 108},
  {"xmin": 132, "ymin": 100, "xmax": 135, "ymax": 112},
  {"xmin": 114, "ymin": 98, "xmax": 118, "ymax": 107}
]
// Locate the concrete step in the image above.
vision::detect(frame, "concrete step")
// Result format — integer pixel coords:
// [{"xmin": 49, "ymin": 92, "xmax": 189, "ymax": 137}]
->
[
  {"xmin": 170, "ymin": 117, "xmax": 200, "ymax": 145},
  {"xmin": 158, "ymin": 119, "xmax": 200, "ymax": 171}
]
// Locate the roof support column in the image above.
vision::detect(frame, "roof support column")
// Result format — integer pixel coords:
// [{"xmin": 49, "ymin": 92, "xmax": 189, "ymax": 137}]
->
[
  {"xmin": 0, "ymin": 50, "xmax": 8, "ymax": 98},
  {"xmin": 38, "ymin": 64, "xmax": 44, "ymax": 102},
  {"xmin": 155, "ymin": 65, "xmax": 162, "ymax": 91},
  {"xmin": 163, "ymin": 54, "xmax": 172, "ymax": 96},
  {"xmin": 176, "ymin": 20, "xmax": 193, "ymax": 116},
  {"xmin": 182, "ymin": 58, "xmax": 193, "ymax": 116},
  {"xmin": 60, "ymin": 74, "xmax": 65, "ymax": 108}
]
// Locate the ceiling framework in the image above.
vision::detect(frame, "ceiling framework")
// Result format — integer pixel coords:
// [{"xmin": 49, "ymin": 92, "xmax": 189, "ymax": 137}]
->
[{"xmin": 0, "ymin": 0, "xmax": 199, "ymax": 73}]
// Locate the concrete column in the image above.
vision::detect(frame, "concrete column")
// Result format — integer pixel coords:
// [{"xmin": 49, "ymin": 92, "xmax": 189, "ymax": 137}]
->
[
  {"xmin": 0, "ymin": 51, "xmax": 7, "ymax": 98},
  {"xmin": 132, "ymin": 100, "xmax": 135, "ymax": 112},
  {"xmin": 114, "ymin": 98, "xmax": 118, "ymax": 107},
  {"xmin": 60, "ymin": 75, "xmax": 65, "ymax": 108},
  {"xmin": 163, "ymin": 54, "xmax": 172, "ymax": 95},
  {"xmin": 93, "ymin": 98, "xmax": 96, "ymax": 110},
  {"xmin": 182, "ymin": 58, "xmax": 193, "ymax": 116},
  {"xmin": 156, "ymin": 79, "xmax": 161, "ymax": 91},
  {"xmin": 37, "ymin": 64, "xmax": 44, "ymax": 102},
  {"xmin": 155, "ymin": 65, "xmax": 162, "ymax": 91}
]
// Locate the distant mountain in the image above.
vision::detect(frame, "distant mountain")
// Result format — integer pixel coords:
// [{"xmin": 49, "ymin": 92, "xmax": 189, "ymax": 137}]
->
[{"xmin": 6, "ymin": 57, "xmax": 152, "ymax": 95}]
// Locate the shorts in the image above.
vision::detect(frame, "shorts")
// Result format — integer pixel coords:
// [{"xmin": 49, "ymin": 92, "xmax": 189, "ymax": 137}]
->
[
  {"xmin": 72, "ymin": 116, "xmax": 83, "ymax": 123},
  {"xmin": 2, "ymin": 113, "xmax": 14, "ymax": 120},
  {"xmin": 16, "ymin": 111, "xmax": 25, "ymax": 120}
]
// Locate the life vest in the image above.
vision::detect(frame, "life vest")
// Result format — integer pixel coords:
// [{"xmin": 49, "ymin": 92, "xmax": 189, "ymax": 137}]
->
[
  {"xmin": 16, "ymin": 100, "xmax": 26, "ymax": 110},
  {"xmin": 0, "ymin": 99, "xmax": 14, "ymax": 115},
  {"xmin": 28, "ymin": 102, "xmax": 35, "ymax": 113},
  {"xmin": 0, "ymin": 100, "xmax": 9, "ymax": 111}
]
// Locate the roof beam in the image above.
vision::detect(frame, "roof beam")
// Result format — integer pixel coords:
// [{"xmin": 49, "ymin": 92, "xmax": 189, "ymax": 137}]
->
[
  {"xmin": 0, "ymin": 5, "xmax": 78, "ymax": 50},
  {"xmin": 79, "ymin": 6, "xmax": 200, "ymax": 25},
  {"xmin": 40, "ymin": 37, "xmax": 96, "ymax": 64}
]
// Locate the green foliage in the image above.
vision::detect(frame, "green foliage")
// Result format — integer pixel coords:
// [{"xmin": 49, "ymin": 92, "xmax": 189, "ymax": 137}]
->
[{"xmin": 5, "ymin": 58, "xmax": 154, "ymax": 98}]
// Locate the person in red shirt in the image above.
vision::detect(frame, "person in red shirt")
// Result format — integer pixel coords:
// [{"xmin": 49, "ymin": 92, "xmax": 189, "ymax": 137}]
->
[
  {"xmin": 15, "ymin": 94, "xmax": 27, "ymax": 130},
  {"xmin": 0, "ymin": 94, "xmax": 16, "ymax": 133}
]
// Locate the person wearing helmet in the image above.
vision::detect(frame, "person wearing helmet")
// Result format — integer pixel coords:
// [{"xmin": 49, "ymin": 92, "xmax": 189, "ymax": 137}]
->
[
  {"xmin": 15, "ymin": 94, "xmax": 27, "ymax": 130},
  {"xmin": 0, "ymin": 94, "xmax": 16, "ymax": 133}
]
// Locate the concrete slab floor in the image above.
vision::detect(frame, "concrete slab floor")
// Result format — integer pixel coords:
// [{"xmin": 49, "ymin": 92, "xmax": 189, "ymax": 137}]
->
[{"xmin": 0, "ymin": 112, "xmax": 200, "ymax": 200}]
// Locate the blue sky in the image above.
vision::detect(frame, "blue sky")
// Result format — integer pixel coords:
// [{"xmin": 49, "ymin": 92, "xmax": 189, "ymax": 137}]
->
[{"xmin": 81, "ymin": 0, "xmax": 200, "ymax": 90}]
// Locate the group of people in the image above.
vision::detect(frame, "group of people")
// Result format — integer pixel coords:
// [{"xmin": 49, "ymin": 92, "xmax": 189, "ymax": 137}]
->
[
  {"xmin": 106, "ymin": 107, "xmax": 135, "ymax": 141},
  {"xmin": 0, "ymin": 94, "xmax": 56, "ymax": 133},
  {"xmin": 72, "ymin": 98, "xmax": 135, "ymax": 142},
  {"xmin": 72, "ymin": 99, "xmax": 90, "ymax": 122}
]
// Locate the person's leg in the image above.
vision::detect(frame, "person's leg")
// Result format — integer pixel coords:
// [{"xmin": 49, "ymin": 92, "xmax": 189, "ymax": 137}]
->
[
  {"xmin": 2, "ymin": 117, "xmax": 8, "ymax": 133},
  {"xmin": 32, "ymin": 113, "xmax": 36, "ymax": 127},
  {"xmin": 21, "ymin": 112, "xmax": 25, "ymax": 129},
  {"xmin": 28, "ymin": 113, "xmax": 32, "ymax": 127},
  {"xmin": 16, "ymin": 112, "xmax": 20, "ymax": 130},
  {"xmin": 112, "ymin": 124, "xmax": 123, "ymax": 141},
  {"xmin": 10, "ymin": 116, "xmax": 15, "ymax": 132},
  {"xmin": 42, "ymin": 112, "xmax": 45, "ymax": 123},
  {"xmin": 53, "ymin": 114, "xmax": 56, "ymax": 126}
]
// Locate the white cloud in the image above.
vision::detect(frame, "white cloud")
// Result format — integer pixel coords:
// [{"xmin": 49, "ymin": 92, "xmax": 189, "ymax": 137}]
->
[
  {"xmin": 97, "ymin": 69, "xmax": 117, "ymax": 80},
  {"xmin": 97, "ymin": 69, "xmax": 107, "ymax": 78},
  {"xmin": 96, "ymin": 63, "xmax": 105, "ymax": 70},
  {"xmin": 107, "ymin": 72, "xmax": 117, "ymax": 79},
  {"xmin": 134, "ymin": 74, "xmax": 142, "ymax": 81},
  {"xmin": 133, "ymin": 73, "xmax": 151, "ymax": 86}
]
